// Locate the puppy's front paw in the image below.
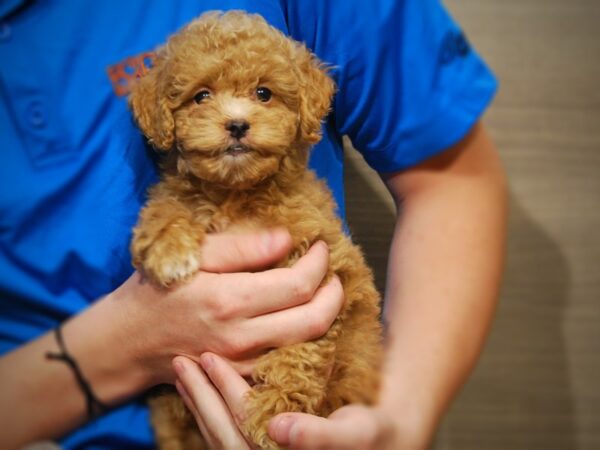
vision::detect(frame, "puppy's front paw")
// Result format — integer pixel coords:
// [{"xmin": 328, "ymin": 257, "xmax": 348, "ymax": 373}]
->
[
  {"xmin": 144, "ymin": 243, "xmax": 200, "ymax": 287},
  {"xmin": 132, "ymin": 220, "xmax": 203, "ymax": 288}
]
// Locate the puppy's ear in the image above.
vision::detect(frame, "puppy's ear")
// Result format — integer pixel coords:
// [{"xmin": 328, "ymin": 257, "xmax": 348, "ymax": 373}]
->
[
  {"xmin": 128, "ymin": 62, "xmax": 175, "ymax": 151},
  {"xmin": 295, "ymin": 46, "xmax": 336, "ymax": 145}
]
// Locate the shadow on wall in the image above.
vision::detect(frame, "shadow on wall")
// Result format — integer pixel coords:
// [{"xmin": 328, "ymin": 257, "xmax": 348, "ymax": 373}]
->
[
  {"xmin": 344, "ymin": 154, "xmax": 577, "ymax": 449},
  {"xmin": 438, "ymin": 193, "xmax": 575, "ymax": 450},
  {"xmin": 343, "ymin": 145, "xmax": 396, "ymax": 296}
]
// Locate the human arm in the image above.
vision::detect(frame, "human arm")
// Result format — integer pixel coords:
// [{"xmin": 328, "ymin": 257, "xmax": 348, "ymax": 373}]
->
[
  {"xmin": 376, "ymin": 121, "xmax": 507, "ymax": 446},
  {"xmin": 0, "ymin": 230, "xmax": 344, "ymax": 449},
  {"xmin": 175, "ymin": 122, "xmax": 507, "ymax": 449},
  {"xmin": 274, "ymin": 122, "xmax": 507, "ymax": 448}
]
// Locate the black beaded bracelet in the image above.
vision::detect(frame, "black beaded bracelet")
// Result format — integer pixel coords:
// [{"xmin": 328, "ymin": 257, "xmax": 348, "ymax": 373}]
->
[{"xmin": 46, "ymin": 326, "xmax": 108, "ymax": 420}]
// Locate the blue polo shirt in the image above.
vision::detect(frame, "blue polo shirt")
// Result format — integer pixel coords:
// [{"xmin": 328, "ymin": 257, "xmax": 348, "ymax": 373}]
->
[{"xmin": 0, "ymin": 0, "xmax": 497, "ymax": 448}]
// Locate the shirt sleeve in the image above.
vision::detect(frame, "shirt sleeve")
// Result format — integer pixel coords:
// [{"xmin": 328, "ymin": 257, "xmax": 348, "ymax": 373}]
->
[{"xmin": 282, "ymin": 0, "xmax": 498, "ymax": 172}]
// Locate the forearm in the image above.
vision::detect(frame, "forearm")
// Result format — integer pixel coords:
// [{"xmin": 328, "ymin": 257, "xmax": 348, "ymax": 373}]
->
[
  {"xmin": 380, "ymin": 125, "xmax": 508, "ymax": 446},
  {"xmin": 0, "ymin": 289, "xmax": 152, "ymax": 449},
  {"xmin": 0, "ymin": 231, "xmax": 341, "ymax": 449}
]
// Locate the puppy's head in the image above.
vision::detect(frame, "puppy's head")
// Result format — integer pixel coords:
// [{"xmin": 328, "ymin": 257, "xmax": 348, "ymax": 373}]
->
[{"xmin": 129, "ymin": 11, "xmax": 335, "ymax": 189}]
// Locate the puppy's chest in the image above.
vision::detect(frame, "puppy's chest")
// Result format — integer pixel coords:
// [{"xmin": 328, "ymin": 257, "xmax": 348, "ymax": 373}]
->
[
  {"xmin": 190, "ymin": 190, "xmax": 328, "ymax": 252},
  {"xmin": 205, "ymin": 210, "xmax": 257, "ymax": 235},
  {"xmin": 198, "ymin": 197, "xmax": 270, "ymax": 234}
]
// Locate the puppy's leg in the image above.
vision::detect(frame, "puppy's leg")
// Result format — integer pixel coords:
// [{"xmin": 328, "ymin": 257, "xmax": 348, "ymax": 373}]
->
[
  {"xmin": 301, "ymin": 239, "xmax": 381, "ymax": 411},
  {"xmin": 149, "ymin": 389, "xmax": 207, "ymax": 450},
  {"xmin": 131, "ymin": 196, "xmax": 205, "ymax": 287},
  {"xmin": 322, "ymin": 293, "xmax": 382, "ymax": 415},
  {"xmin": 242, "ymin": 320, "xmax": 343, "ymax": 449}
]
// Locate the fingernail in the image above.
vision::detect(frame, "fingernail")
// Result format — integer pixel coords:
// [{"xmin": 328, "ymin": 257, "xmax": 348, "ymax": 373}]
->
[
  {"xmin": 200, "ymin": 353, "xmax": 214, "ymax": 370},
  {"xmin": 316, "ymin": 240, "xmax": 329, "ymax": 251},
  {"xmin": 175, "ymin": 379, "xmax": 189, "ymax": 399},
  {"xmin": 270, "ymin": 415, "xmax": 295, "ymax": 445},
  {"xmin": 173, "ymin": 358, "xmax": 186, "ymax": 376}
]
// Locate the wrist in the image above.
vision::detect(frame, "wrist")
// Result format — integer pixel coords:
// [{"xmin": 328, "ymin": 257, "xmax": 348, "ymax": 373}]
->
[
  {"xmin": 378, "ymin": 379, "xmax": 442, "ymax": 449},
  {"xmin": 377, "ymin": 404, "xmax": 434, "ymax": 450},
  {"xmin": 61, "ymin": 282, "xmax": 155, "ymax": 408}
]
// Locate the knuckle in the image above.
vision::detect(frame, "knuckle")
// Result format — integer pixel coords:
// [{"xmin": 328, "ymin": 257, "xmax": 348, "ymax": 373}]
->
[
  {"xmin": 355, "ymin": 410, "xmax": 383, "ymax": 448},
  {"xmin": 205, "ymin": 294, "xmax": 226, "ymax": 318},
  {"xmin": 236, "ymin": 289, "xmax": 253, "ymax": 309},
  {"xmin": 291, "ymin": 276, "xmax": 312, "ymax": 302},
  {"xmin": 205, "ymin": 287, "xmax": 240, "ymax": 321},
  {"xmin": 241, "ymin": 332, "xmax": 259, "ymax": 354},
  {"xmin": 200, "ymin": 280, "xmax": 222, "ymax": 311},
  {"xmin": 232, "ymin": 407, "xmax": 247, "ymax": 425},
  {"xmin": 361, "ymin": 424, "xmax": 378, "ymax": 447},
  {"xmin": 212, "ymin": 299, "xmax": 237, "ymax": 321},
  {"xmin": 222, "ymin": 332, "xmax": 248, "ymax": 357},
  {"xmin": 307, "ymin": 314, "xmax": 330, "ymax": 339}
]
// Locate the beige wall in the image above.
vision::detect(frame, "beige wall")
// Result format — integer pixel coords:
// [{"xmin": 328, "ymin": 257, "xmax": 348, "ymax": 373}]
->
[{"xmin": 343, "ymin": 1, "xmax": 600, "ymax": 448}]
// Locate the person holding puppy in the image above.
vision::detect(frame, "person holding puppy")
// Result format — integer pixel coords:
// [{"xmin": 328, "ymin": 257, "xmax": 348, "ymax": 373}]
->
[{"xmin": 0, "ymin": 0, "xmax": 506, "ymax": 449}]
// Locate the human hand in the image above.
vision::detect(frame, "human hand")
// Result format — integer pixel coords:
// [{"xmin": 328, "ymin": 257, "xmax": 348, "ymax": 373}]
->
[
  {"xmin": 268, "ymin": 406, "xmax": 396, "ymax": 450},
  {"xmin": 173, "ymin": 353, "xmax": 401, "ymax": 450},
  {"xmin": 109, "ymin": 229, "xmax": 344, "ymax": 385},
  {"xmin": 173, "ymin": 354, "xmax": 254, "ymax": 449}
]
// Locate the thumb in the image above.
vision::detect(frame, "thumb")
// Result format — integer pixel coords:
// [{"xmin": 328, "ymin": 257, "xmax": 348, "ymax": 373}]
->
[
  {"xmin": 200, "ymin": 228, "xmax": 292, "ymax": 273},
  {"xmin": 269, "ymin": 413, "xmax": 339, "ymax": 449},
  {"xmin": 268, "ymin": 407, "xmax": 381, "ymax": 450}
]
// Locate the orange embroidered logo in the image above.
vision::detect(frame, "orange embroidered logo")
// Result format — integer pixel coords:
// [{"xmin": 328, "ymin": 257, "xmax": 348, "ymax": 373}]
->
[{"xmin": 107, "ymin": 51, "xmax": 156, "ymax": 96}]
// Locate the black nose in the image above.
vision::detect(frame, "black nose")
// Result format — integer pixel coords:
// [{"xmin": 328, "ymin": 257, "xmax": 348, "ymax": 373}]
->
[{"xmin": 225, "ymin": 120, "xmax": 250, "ymax": 139}]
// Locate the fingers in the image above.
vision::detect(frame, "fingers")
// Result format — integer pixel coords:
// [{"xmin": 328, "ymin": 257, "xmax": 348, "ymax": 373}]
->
[
  {"xmin": 171, "ymin": 240, "xmax": 339, "ymax": 362},
  {"xmin": 219, "ymin": 268, "xmax": 343, "ymax": 371},
  {"xmin": 200, "ymin": 228, "xmax": 292, "ymax": 273},
  {"xmin": 269, "ymin": 413, "xmax": 348, "ymax": 449},
  {"xmin": 268, "ymin": 406, "xmax": 382, "ymax": 450},
  {"xmin": 198, "ymin": 353, "xmax": 252, "ymax": 424},
  {"xmin": 245, "ymin": 274, "xmax": 344, "ymax": 349},
  {"xmin": 173, "ymin": 356, "xmax": 251, "ymax": 449},
  {"xmin": 226, "ymin": 240, "xmax": 331, "ymax": 317},
  {"xmin": 174, "ymin": 356, "xmax": 386, "ymax": 450}
]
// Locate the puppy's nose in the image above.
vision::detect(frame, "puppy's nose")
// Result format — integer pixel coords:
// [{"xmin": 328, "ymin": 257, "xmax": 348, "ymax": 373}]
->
[{"xmin": 225, "ymin": 120, "xmax": 250, "ymax": 139}]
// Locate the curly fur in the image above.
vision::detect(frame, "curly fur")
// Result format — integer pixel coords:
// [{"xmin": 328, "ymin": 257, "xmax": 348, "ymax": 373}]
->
[{"xmin": 129, "ymin": 11, "xmax": 382, "ymax": 449}]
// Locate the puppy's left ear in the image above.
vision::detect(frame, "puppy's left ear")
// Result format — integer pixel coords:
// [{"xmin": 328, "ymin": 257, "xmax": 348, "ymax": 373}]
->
[
  {"xmin": 294, "ymin": 46, "xmax": 336, "ymax": 145},
  {"xmin": 128, "ymin": 60, "xmax": 175, "ymax": 151}
]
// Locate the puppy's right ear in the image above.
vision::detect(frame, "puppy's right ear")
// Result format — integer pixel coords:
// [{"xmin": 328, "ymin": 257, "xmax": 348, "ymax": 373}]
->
[{"xmin": 128, "ymin": 64, "xmax": 175, "ymax": 151}]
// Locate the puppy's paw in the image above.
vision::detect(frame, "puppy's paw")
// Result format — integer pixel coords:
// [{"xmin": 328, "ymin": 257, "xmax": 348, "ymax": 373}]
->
[
  {"xmin": 132, "ymin": 220, "xmax": 203, "ymax": 288},
  {"xmin": 144, "ymin": 244, "xmax": 200, "ymax": 287}
]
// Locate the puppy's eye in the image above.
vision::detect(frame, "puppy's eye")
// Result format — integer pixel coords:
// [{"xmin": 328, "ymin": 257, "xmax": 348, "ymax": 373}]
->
[
  {"xmin": 256, "ymin": 87, "xmax": 272, "ymax": 102},
  {"xmin": 194, "ymin": 90, "xmax": 211, "ymax": 104}
]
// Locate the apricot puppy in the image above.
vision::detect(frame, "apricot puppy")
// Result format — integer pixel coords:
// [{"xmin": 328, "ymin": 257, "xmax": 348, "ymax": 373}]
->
[{"xmin": 129, "ymin": 11, "xmax": 382, "ymax": 450}]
